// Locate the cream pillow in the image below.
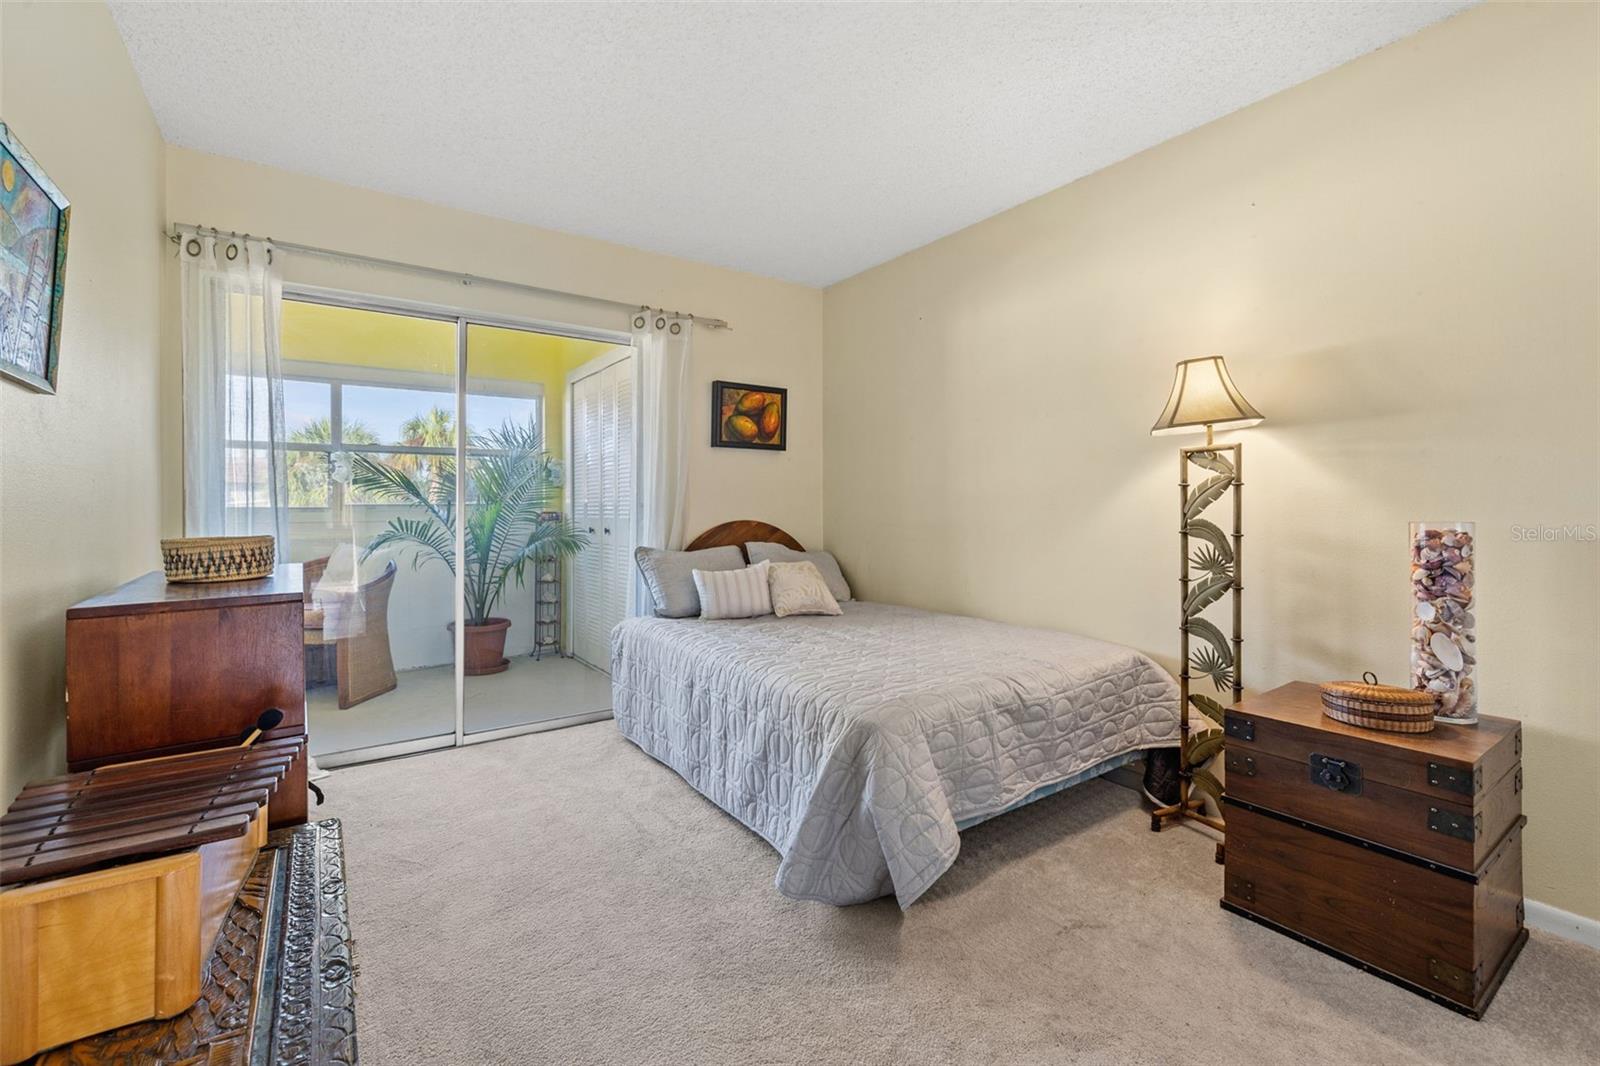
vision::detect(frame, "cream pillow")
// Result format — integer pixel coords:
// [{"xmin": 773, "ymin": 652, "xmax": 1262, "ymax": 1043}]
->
[
  {"xmin": 768, "ymin": 561, "xmax": 843, "ymax": 618},
  {"xmin": 693, "ymin": 561, "xmax": 773, "ymax": 620}
]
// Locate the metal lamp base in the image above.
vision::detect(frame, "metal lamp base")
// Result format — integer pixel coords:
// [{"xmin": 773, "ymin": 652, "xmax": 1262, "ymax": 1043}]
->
[{"xmin": 1152, "ymin": 436, "xmax": 1244, "ymax": 853}]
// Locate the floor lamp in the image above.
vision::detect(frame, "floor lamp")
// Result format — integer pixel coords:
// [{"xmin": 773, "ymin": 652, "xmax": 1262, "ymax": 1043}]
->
[{"xmin": 1148, "ymin": 357, "xmax": 1263, "ymax": 851}]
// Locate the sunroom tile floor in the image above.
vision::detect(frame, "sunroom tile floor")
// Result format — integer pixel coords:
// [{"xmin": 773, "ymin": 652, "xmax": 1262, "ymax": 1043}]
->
[{"xmin": 307, "ymin": 654, "xmax": 612, "ymax": 759}]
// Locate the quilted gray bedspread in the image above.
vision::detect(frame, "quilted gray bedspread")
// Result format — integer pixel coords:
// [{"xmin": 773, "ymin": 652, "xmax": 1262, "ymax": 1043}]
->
[{"xmin": 611, "ymin": 601, "xmax": 1180, "ymax": 908}]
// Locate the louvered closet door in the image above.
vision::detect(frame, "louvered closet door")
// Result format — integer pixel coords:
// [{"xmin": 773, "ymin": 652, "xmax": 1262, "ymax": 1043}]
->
[
  {"xmin": 570, "ymin": 370, "xmax": 606, "ymax": 669},
  {"xmin": 569, "ymin": 353, "xmax": 634, "ymax": 673},
  {"xmin": 601, "ymin": 359, "xmax": 634, "ymax": 638}
]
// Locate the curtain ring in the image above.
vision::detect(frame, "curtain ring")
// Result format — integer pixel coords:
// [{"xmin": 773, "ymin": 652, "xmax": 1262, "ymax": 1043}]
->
[
  {"xmin": 654, "ymin": 316, "xmax": 666, "ymax": 330},
  {"xmin": 669, "ymin": 321, "xmax": 682, "ymax": 335},
  {"xmin": 185, "ymin": 238, "xmax": 201, "ymax": 257},
  {"xmin": 632, "ymin": 314, "xmax": 647, "ymax": 330},
  {"xmin": 226, "ymin": 243, "xmax": 239, "ymax": 260}
]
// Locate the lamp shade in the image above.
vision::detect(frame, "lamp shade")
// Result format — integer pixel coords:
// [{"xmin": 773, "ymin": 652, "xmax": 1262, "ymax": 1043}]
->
[{"xmin": 1149, "ymin": 356, "xmax": 1264, "ymax": 436}]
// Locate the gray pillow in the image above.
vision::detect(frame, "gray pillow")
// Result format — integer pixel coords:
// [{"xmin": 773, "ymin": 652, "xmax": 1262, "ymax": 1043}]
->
[
  {"xmin": 635, "ymin": 545, "xmax": 746, "ymax": 617},
  {"xmin": 744, "ymin": 542, "xmax": 851, "ymax": 602}
]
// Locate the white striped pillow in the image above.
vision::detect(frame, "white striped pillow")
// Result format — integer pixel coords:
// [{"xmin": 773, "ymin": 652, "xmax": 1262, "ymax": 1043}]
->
[{"xmin": 693, "ymin": 561, "xmax": 773, "ymax": 620}]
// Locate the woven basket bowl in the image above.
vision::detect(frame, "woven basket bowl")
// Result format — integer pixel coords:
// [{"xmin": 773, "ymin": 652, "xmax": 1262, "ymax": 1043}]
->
[
  {"xmin": 161, "ymin": 535, "xmax": 276, "ymax": 583},
  {"xmin": 1320, "ymin": 678, "xmax": 1438, "ymax": 734}
]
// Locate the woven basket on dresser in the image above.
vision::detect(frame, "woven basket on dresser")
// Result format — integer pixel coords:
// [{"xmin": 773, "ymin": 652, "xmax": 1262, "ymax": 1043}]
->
[
  {"xmin": 1320, "ymin": 676, "xmax": 1439, "ymax": 733},
  {"xmin": 160, "ymin": 535, "xmax": 276, "ymax": 583}
]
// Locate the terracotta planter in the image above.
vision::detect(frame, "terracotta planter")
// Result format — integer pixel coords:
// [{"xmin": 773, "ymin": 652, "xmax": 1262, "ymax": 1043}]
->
[{"xmin": 449, "ymin": 618, "xmax": 512, "ymax": 675}]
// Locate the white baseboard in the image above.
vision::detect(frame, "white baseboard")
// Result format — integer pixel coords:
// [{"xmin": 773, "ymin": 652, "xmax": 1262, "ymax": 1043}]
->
[{"xmin": 1525, "ymin": 899, "xmax": 1600, "ymax": 951}]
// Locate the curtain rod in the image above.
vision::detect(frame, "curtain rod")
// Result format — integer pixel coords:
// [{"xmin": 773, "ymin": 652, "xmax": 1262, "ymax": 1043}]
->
[{"xmin": 165, "ymin": 224, "xmax": 732, "ymax": 331}]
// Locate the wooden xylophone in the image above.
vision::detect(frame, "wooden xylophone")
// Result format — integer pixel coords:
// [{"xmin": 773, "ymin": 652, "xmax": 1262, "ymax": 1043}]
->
[{"xmin": 0, "ymin": 733, "xmax": 305, "ymax": 1065}]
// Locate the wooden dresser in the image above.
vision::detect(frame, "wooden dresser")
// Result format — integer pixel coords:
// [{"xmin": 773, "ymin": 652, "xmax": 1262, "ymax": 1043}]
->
[
  {"xmin": 65, "ymin": 567, "xmax": 307, "ymax": 827},
  {"xmin": 1221, "ymin": 681, "xmax": 1524, "ymax": 1018}
]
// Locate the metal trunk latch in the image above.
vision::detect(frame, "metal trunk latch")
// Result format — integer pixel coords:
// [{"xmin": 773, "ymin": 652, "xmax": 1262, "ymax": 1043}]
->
[{"xmin": 1309, "ymin": 753, "xmax": 1363, "ymax": 795}]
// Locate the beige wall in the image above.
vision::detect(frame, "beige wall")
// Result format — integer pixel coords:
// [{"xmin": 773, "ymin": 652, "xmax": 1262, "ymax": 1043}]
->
[
  {"xmin": 5, "ymin": 0, "xmax": 1593, "ymax": 923},
  {"xmin": 0, "ymin": 2, "xmax": 167, "ymax": 804},
  {"xmin": 823, "ymin": 3, "xmax": 1599, "ymax": 919},
  {"xmin": 161, "ymin": 148, "xmax": 825, "ymax": 549}
]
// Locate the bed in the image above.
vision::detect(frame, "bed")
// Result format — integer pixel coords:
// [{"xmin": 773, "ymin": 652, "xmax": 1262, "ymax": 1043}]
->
[{"xmin": 611, "ymin": 521, "xmax": 1181, "ymax": 908}]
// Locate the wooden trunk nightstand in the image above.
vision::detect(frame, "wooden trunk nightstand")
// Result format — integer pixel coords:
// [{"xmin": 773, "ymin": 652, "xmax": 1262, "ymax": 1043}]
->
[
  {"xmin": 1220, "ymin": 681, "xmax": 1525, "ymax": 1019},
  {"xmin": 64, "ymin": 567, "xmax": 308, "ymax": 828}
]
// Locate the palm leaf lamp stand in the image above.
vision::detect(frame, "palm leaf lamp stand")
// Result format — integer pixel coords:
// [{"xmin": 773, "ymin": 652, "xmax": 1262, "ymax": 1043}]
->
[{"xmin": 1148, "ymin": 357, "xmax": 1264, "ymax": 859}]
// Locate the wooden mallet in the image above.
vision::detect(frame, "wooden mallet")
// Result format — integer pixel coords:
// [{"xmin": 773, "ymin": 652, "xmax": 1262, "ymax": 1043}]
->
[
  {"xmin": 239, "ymin": 707, "xmax": 284, "ymax": 749},
  {"xmin": 240, "ymin": 707, "xmax": 324, "ymax": 804}
]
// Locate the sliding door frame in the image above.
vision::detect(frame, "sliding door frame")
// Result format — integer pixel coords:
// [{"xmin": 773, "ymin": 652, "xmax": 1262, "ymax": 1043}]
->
[
  {"xmin": 287, "ymin": 282, "xmax": 633, "ymax": 767},
  {"xmin": 286, "ymin": 284, "xmax": 632, "ymax": 346}
]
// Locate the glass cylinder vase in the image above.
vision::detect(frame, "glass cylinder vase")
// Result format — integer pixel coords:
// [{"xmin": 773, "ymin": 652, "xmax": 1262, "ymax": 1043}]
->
[{"xmin": 1409, "ymin": 521, "xmax": 1477, "ymax": 724}]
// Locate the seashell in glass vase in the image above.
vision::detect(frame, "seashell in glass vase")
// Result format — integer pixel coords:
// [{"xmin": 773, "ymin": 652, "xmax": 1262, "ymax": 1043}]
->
[{"xmin": 1409, "ymin": 521, "xmax": 1477, "ymax": 725}]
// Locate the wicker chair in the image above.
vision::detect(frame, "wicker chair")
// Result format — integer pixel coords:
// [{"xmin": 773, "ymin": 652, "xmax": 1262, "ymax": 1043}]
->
[{"xmin": 303, "ymin": 557, "xmax": 399, "ymax": 709}]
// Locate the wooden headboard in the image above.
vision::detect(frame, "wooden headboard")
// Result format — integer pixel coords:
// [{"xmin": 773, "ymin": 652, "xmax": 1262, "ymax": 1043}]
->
[{"xmin": 684, "ymin": 520, "xmax": 804, "ymax": 561}]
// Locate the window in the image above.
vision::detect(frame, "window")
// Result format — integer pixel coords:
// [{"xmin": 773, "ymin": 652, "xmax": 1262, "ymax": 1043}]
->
[
  {"xmin": 213, "ymin": 298, "xmax": 542, "ymax": 522},
  {"xmin": 231, "ymin": 379, "xmax": 541, "ymax": 514}
]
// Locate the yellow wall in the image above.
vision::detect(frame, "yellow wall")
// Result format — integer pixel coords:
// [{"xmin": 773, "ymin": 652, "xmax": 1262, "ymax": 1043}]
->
[
  {"xmin": 162, "ymin": 148, "xmax": 825, "ymax": 547},
  {"xmin": 279, "ymin": 300, "xmax": 620, "ymax": 460},
  {"xmin": 0, "ymin": 2, "xmax": 167, "ymax": 805},
  {"xmin": 281, "ymin": 300, "xmax": 455, "ymax": 372},
  {"xmin": 469, "ymin": 322, "xmax": 621, "ymax": 463},
  {"xmin": 824, "ymin": 3, "xmax": 1599, "ymax": 919}
]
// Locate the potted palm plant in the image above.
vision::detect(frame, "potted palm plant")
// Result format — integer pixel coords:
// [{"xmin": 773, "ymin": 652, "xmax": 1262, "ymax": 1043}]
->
[{"xmin": 348, "ymin": 418, "xmax": 588, "ymax": 675}]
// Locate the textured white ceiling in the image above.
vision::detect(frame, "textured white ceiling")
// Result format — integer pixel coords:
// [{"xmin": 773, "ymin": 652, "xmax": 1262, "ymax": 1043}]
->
[{"xmin": 110, "ymin": 1, "xmax": 1472, "ymax": 287}]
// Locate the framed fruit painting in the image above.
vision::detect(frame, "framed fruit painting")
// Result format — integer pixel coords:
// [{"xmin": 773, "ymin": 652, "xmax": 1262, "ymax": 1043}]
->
[{"xmin": 712, "ymin": 380, "xmax": 787, "ymax": 451}]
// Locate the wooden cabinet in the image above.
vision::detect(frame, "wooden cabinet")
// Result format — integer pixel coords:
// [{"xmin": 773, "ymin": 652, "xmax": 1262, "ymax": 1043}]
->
[
  {"xmin": 1221, "ymin": 681, "xmax": 1524, "ymax": 1018},
  {"xmin": 65, "ymin": 568, "xmax": 307, "ymax": 827}
]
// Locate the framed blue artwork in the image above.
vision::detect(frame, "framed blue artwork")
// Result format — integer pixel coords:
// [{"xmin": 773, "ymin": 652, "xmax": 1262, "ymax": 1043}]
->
[{"xmin": 1, "ymin": 122, "xmax": 71, "ymax": 394}]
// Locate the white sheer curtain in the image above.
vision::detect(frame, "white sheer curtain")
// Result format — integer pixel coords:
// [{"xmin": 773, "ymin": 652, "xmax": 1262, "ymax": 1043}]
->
[
  {"xmin": 179, "ymin": 229, "xmax": 288, "ymax": 549},
  {"xmin": 630, "ymin": 310, "xmax": 692, "ymax": 615}
]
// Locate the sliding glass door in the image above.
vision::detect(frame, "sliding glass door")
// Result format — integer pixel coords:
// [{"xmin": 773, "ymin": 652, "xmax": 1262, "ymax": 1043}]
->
[
  {"xmin": 277, "ymin": 289, "xmax": 632, "ymax": 766},
  {"xmin": 461, "ymin": 324, "xmax": 623, "ymax": 738},
  {"xmin": 279, "ymin": 299, "xmax": 461, "ymax": 761}
]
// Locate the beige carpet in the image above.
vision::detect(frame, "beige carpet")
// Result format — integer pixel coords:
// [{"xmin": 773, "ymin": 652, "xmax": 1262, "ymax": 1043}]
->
[{"xmin": 321, "ymin": 722, "xmax": 1600, "ymax": 1065}]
